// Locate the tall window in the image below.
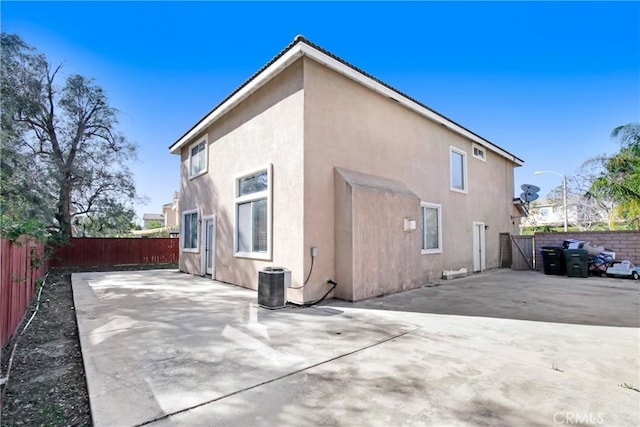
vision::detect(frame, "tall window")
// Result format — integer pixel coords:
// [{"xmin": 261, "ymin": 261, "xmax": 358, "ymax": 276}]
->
[
  {"xmin": 189, "ymin": 137, "xmax": 208, "ymax": 178},
  {"xmin": 235, "ymin": 166, "xmax": 271, "ymax": 258},
  {"xmin": 422, "ymin": 202, "xmax": 442, "ymax": 254},
  {"xmin": 450, "ymin": 147, "xmax": 467, "ymax": 192},
  {"xmin": 183, "ymin": 210, "xmax": 199, "ymax": 251}
]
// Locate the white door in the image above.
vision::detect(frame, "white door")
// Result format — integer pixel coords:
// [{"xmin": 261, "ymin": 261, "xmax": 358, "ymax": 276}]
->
[
  {"xmin": 473, "ymin": 221, "xmax": 486, "ymax": 272},
  {"xmin": 203, "ymin": 217, "xmax": 216, "ymax": 277}
]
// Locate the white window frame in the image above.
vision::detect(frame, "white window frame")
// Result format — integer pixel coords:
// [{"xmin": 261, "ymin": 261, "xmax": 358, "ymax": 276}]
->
[
  {"xmin": 421, "ymin": 202, "xmax": 442, "ymax": 254},
  {"xmin": 234, "ymin": 164, "xmax": 272, "ymax": 260},
  {"xmin": 472, "ymin": 143, "xmax": 486, "ymax": 162},
  {"xmin": 450, "ymin": 146, "xmax": 468, "ymax": 193},
  {"xmin": 188, "ymin": 136, "xmax": 208, "ymax": 179},
  {"xmin": 182, "ymin": 209, "xmax": 199, "ymax": 253}
]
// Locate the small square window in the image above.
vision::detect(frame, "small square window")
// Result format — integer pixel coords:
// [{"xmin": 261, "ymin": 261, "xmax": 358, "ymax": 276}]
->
[
  {"xmin": 238, "ymin": 171, "xmax": 268, "ymax": 196},
  {"xmin": 472, "ymin": 144, "xmax": 486, "ymax": 161}
]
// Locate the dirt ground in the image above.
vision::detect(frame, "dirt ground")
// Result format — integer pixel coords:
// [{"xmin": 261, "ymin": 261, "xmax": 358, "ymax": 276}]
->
[{"xmin": 1, "ymin": 271, "xmax": 92, "ymax": 426}]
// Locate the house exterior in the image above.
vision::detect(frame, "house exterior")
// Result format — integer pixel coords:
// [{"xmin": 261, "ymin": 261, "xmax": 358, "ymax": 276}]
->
[
  {"xmin": 169, "ymin": 36, "xmax": 524, "ymax": 303},
  {"xmin": 142, "ymin": 213, "xmax": 164, "ymax": 230},
  {"xmin": 523, "ymin": 197, "xmax": 609, "ymax": 231},
  {"xmin": 162, "ymin": 191, "xmax": 181, "ymax": 232}
]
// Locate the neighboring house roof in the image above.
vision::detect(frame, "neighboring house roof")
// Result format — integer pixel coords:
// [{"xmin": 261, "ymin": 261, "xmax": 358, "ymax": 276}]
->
[
  {"xmin": 162, "ymin": 191, "xmax": 181, "ymax": 210},
  {"xmin": 512, "ymin": 198, "xmax": 529, "ymax": 217},
  {"xmin": 143, "ymin": 213, "xmax": 164, "ymax": 221},
  {"xmin": 169, "ymin": 36, "xmax": 524, "ymax": 166}
]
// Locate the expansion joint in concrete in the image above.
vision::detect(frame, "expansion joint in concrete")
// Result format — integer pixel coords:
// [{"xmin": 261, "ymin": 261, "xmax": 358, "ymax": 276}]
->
[{"xmin": 136, "ymin": 328, "xmax": 418, "ymax": 426}]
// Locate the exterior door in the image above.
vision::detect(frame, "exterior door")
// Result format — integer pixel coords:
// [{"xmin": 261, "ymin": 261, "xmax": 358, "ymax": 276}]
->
[
  {"xmin": 204, "ymin": 217, "xmax": 216, "ymax": 277},
  {"xmin": 473, "ymin": 221, "xmax": 486, "ymax": 272}
]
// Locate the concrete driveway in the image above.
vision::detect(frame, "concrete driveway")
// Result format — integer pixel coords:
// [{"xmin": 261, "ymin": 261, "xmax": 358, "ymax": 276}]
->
[{"xmin": 72, "ymin": 269, "xmax": 640, "ymax": 427}]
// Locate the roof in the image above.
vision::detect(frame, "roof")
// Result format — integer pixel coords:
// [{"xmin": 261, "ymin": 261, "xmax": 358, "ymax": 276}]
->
[
  {"xmin": 512, "ymin": 198, "xmax": 529, "ymax": 217},
  {"xmin": 142, "ymin": 213, "xmax": 164, "ymax": 221},
  {"xmin": 336, "ymin": 167, "xmax": 419, "ymax": 198},
  {"xmin": 169, "ymin": 35, "xmax": 524, "ymax": 166}
]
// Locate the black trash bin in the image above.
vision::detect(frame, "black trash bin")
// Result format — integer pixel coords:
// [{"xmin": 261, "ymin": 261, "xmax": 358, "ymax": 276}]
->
[
  {"xmin": 564, "ymin": 249, "xmax": 589, "ymax": 278},
  {"xmin": 258, "ymin": 267, "xmax": 291, "ymax": 309},
  {"xmin": 540, "ymin": 246, "xmax": 566, "ymax": 275}
]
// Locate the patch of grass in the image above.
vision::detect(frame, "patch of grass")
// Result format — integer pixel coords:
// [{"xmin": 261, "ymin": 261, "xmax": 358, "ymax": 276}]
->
[
  {"xmin": 619, "ymin": 383, "xmax": 640, "ymax": 392},
  {"xmin": 39, "ymin": 404, "xmax": 65, "ymax": 424}
]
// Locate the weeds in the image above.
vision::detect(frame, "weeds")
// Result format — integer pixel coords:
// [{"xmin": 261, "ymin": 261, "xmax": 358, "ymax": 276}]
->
[{"xmin": 619, "ymin": 383, "xmax": 640, "ymax": 392}]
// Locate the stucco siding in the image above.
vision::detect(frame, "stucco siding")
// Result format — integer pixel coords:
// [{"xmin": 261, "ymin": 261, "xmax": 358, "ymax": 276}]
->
[
  {"xmin": 303, "ymin": 58, "xmax": 517, "ymax": 293},
  {"xmin": 335, "ymin": 168, "xmax": 422, "ymax": 301},
  {"xmin": 179, "ymin": 59, "xmax": 305, "ymax": 292}
]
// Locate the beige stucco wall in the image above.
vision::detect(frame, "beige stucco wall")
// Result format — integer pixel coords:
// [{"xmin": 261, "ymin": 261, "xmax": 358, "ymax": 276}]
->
[
  {"xmin": 335, "ymin": 168, "xmax": 422, "ymax": 301},
  {"xmin": 179, "ymin": 59, "xmax": 305, "ymax": 296},
  {"xmin": 178, "ymin": 54, "xmax": 520, "ymax": 303},
  {"xmin": 162, "ymin": 204, "xmax": 179, "ymax": 228},
  {"xmin": 303, "ymin": 58, "xmax": 518, "ymax": 298}
]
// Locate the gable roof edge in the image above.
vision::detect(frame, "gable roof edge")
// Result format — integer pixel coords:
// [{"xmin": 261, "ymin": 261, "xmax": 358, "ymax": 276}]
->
[
  {"xmin": 169, "ymin": 43, "xmax": 304, "ymax": 154},
  {"xmin": 170, "ymin": 37, "xmax": 524, "ymax": 166},
  {"xmin": 298, "ymin": 43, "xmax": 523, "ymax": 166}
]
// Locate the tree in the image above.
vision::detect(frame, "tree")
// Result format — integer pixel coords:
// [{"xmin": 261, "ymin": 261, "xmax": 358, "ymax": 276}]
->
[
  {"xmin": 543, "ymin": 159, "xmax": 616, "ymax": 231},
  {"xmin": 0, "ymin": 35, "xmax": 53, "ymax": 240},
  {"xmin": 146, "ymin": 220, "xmax": 164, "ymax": 229},
  {"xmin": 77, "ymin": 203, "xmax": 138, "ymax": 237},
  {"xmin": 1, "ymin": 33, "xmax": 138, "ymax": 240},
  {"xmin": 589, "ymin": 123, "xmax": 640, "ymax": 229}
]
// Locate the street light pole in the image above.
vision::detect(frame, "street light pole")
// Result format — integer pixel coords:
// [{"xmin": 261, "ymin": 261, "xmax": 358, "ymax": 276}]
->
[
  {"xmin": 534, "ymin": 170, "xmax": 568, "ymax": 232},
  {"xmin": 562, "ymin": 174, "xmax": 568, "ymax": 232}
]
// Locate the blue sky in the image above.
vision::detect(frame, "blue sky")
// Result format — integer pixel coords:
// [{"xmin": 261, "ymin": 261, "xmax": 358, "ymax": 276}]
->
[{"xmin": 2, "ymin": 1, "xmax": 639, "ymax": 221}]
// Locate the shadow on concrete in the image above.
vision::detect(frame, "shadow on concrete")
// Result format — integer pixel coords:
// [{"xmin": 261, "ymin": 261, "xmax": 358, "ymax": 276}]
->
[
  {"xmin": 451, "ymin": 398, "xmax": 551, "ymax": 427},
  {"xmin": 74, "ymin": 269, "xmax": 639, "ymax": 427},
  {"xmin": 326, "ymin": 269, "xmax": 640, "ymax": 328},
  {"xmin": 73, "ymin": 270, "xmax": 413, "ymax": 426}
]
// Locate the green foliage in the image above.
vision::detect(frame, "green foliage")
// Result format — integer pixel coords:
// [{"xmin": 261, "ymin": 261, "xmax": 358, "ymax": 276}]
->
[
  {"xmin": 38, "ymin": 404, "xmax": 65, "ymax": 424},
  {"xmin": 79, "ymin": 203, "xmax": 138, "ymax": 237},
  {"xmin": 588, "ymin": 123, "xmax": 640, "ymax": 229},
  {"xmin": 1, "ymin": 33, "xmax": 140, "ymax": 240},
  {"xmin": 522, "ymin": 224, "xmax": 605, "ymax": 235},
  {"xmin": 0, "ymin": 35, "xmax": 53, "ymax": 241},
  {"xmin": 146, "ymin": 220, "xmax": 164, "ymax": 229}
]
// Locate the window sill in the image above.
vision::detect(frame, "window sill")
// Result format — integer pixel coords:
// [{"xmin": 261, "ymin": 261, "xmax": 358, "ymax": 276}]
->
[
  {"xmin": 421, "ymin": 249, "xmax": 442, "ymax": 255},
  {"xmin": 234, "ymin": 251, "xmax": 272, "ymax": 261},
  {"xmin": 450, "ymin": 187, "xmax": 468, "ymax": 194},
  {"xmin": 183, "ymin": 248, "xmax": 199, "ymax": 254},
  {"xmin": 189, "ymin": 169, "xmax": 208, "ymax": 180}
]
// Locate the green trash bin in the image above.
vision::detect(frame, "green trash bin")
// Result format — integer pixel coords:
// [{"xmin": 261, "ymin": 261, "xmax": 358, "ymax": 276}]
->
[{"xmin": 564, "ymin": 249, "xmax": 589, "ymax": 278}]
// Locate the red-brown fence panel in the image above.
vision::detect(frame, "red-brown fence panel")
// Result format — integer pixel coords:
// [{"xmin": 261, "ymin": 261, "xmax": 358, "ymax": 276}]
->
[
  {"xmin": 50, "ymin": 237, "xmax": 179, "ymax": 268},
  {"xmin": 1, "ymin": 239, "xmax": 49, "ymax": 347}
]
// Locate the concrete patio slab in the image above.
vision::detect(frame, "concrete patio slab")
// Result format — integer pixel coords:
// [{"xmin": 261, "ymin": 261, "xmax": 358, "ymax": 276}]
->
[{"xmin": 72, "ymin": 269, "xmax": 640, "ymax": 427}]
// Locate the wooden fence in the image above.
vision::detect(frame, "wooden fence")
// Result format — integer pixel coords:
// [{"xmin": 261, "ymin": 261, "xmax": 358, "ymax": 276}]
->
[
  {"xmin": 511, "ymin": 235, "xmax": 535, "ymax": 270},
  {"xmin": 50, "ymin": 237, "xmax": 179, "ymax": 268},
  {"xmin": 1, "ymin": 239, "xmax": 49, "ymax": 348}
]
